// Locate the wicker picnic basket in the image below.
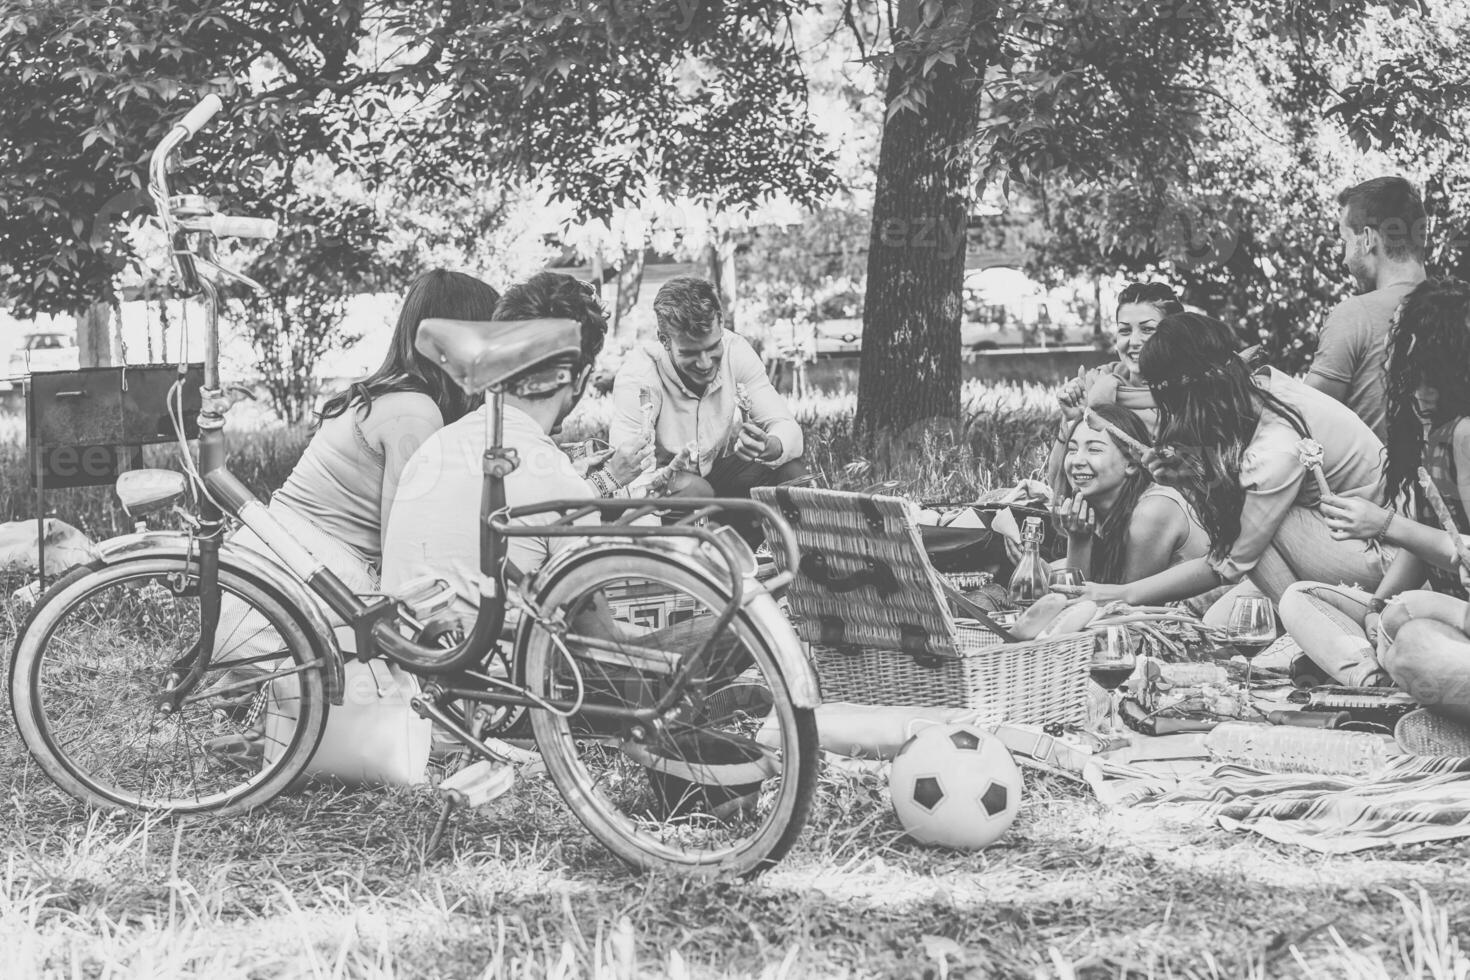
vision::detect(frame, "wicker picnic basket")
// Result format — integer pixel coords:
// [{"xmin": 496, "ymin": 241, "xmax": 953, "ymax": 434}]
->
[{"xmin": 752, "ymin": 486, "xmax": 1093, "ymax": 724}]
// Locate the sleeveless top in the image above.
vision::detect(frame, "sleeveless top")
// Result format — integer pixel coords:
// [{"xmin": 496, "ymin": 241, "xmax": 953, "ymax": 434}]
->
[
  {"xmin": 1137, "ymin": 484, "xmax": 1210, "ymax": 568},
  {"xmin": 1420, "ymin": 418, "xmax": 1469, "ymax": 599},
  {"xmin": 272, "ymin": 391, "xmax": 444, "ymax": 563}
]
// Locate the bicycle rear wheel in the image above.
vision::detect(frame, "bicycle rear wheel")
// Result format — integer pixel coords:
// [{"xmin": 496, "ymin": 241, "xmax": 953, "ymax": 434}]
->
[
  {"xmin": 519, "ymin": 548, "xmax": 818, "ymax": 876},
  {"xmin": 10, "ymin": 557, "xmax": 329, "ymax": 816}
]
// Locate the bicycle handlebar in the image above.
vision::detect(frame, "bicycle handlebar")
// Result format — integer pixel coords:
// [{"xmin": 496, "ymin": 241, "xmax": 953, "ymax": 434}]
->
[
  {"xmin": 175, "ymin": 94, "xmax": 223, "ymax": 139},
  {"xmin": 205, "ymin": 215, "xmax": 278, "ymax": 240}
]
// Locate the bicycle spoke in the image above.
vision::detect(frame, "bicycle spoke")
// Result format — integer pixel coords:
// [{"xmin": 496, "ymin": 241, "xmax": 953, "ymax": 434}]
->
[
  {"xmin": 20, "ymin": 563, "xmax": 324, "ymax": 813},
  {"xmin": 523, "ymin": 553, "xmax": 815, "ymax": 874}
]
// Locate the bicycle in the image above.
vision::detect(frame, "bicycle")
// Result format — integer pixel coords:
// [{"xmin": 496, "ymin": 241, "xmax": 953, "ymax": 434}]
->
[{"xmin": 9, "ymin": 96, "xmax": 821, "ymax": 877}]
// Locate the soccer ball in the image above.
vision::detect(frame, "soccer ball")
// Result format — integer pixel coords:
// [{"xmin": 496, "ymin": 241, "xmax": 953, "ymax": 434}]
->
[{"xmin": 889, "ymin": 723, "xmax": 1022, "ymax": 849}]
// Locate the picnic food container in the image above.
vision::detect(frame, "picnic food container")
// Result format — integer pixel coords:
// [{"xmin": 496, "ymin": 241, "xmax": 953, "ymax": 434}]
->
[{"xmin": 752, "ymin": 486, "xmax": 1092, "ymax": 724}]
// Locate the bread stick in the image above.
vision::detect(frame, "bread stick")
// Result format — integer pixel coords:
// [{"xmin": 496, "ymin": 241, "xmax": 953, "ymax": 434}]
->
[{"xmin": 1418, "ymin": 466, "xmax": 1470, "ymax": 571}]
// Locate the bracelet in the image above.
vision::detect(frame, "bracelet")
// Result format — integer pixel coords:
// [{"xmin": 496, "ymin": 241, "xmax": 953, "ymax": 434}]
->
[
  {"xmin": 1373, "ymin": 510, "xmax": 1395, "ymax": 542},
  {"xmin": 1369, "ymin": 595, "xmax": 1389, "ymax": 613},
  {"xmin": 587, "ymin": 468, "xmax": 621, "ymax": 498}
]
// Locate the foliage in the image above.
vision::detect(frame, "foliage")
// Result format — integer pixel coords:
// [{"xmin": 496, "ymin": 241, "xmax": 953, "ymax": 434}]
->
[
  {"xmin": 1020, "ymin": 5, "xmax": 1470, "ymax": 372},
  {"xmin": 848, "ymin": 0, "xmax": 1430, "ymax": 432},
  {"xmin": 0, "ymin": 0, "xmax": 838, "ymax": 322},
  {"xmin": 739, "ymin": 207, "xmax": 871, "ymax": 354},
  {"xmin": 231, "ymin": 189, "xmax": 400, "ymax": 422}
]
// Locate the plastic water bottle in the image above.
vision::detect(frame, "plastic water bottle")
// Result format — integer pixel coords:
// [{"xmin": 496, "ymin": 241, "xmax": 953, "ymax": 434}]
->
[
  {"xmin": 1007, "ymin": 516, "xmax": 1049, "ymax": 609},
  {"xmin": 1204, "ymin": 721, "xmax": 1399, "ymax": 777}
]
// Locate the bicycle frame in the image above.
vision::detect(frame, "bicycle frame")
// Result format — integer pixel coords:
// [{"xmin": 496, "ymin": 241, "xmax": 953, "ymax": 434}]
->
[{"xmin": 143, "ymin": 96, "xmax": 814, "ymax": 735}]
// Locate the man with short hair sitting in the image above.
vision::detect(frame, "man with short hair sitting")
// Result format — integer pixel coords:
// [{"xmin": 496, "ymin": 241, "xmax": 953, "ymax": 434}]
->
[
  {"xmin": 609, "ymin": 276, "xmax": 809, "ymax": 541},
  {"xmin": 380, "ymin": 273, "xmax": 769, "ymax": 812},
  {"xmin": 381, "ymin": 272, "xmax": 607, "ymax": 613}
]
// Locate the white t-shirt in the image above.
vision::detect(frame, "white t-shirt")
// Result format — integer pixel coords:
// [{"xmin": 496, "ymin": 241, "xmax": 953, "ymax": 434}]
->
[{"xmin": 381, "ymin": 403, "xmax": 591, "ymax": 615}]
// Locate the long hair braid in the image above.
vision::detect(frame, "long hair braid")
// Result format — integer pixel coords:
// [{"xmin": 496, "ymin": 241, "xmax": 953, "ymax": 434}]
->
[{"xmin": 1385, "ymin": 279, "xmax": 1470, "ymax": 509}]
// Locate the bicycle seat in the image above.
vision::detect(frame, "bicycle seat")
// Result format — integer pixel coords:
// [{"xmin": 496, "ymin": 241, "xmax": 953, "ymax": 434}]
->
[{"xmin": 416, "ymin": 317, "xmax": 582, "ymax": 394}]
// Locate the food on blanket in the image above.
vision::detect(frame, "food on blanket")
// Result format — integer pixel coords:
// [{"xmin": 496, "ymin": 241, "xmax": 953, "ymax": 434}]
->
[
  {"xmin": 1418, "ymin": 467, "xmax": 1470, "ymax": 573},
  {"xmin": 1297, "ymin": 439, "xmax": 1332, "ymax": 500},
  {"xmin": 890, "ymin": 723, "xmax": 1021, "ymax": 850},
  {"xmin": 1038, "ymin": 599, "xmax": 1099, "ymax": 638},
  {"xmin": 1156, "ymin": 662, "xmax": 1231, "ymax": 689},
  {"xmin": 976, "ymin": 480, "xmax": 1053, "ymax": 508},
  {"xmin": 809, "ymin": 703, "xmax": 971, "ymax": 760},
  {"xmin": 1011, "ymin": 592, "xmax": 1070, "ymax": 640}
]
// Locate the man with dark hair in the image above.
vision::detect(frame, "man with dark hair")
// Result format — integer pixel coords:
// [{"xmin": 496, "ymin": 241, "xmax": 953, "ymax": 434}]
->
[
  {"xmin": 382, "ymin": 273, "xmax": 611, "ymax": 612},
  {"xmin": 1306, "ymin": 176, "xmax": 1428, "ymax": 440},
  {"xmin": 609, "ymin": 275, "xmax": 808, "ymax": 541}
]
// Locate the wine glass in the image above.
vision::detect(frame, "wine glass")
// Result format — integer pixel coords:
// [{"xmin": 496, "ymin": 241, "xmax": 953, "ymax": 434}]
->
[
  {"xmin": 1089, "ymin": 625, "xmax": 1137, "ymax": 735},
  {"xmin": 1226, "ymin": 594, "xmax": 1275, "ymax": 692},
  {"xmin": 1050, "ymin": 567, "xmax": 1086, "ymax": 596}
]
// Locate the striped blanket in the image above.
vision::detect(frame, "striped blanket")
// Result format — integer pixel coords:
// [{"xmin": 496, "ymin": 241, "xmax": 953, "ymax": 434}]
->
[{"xmin": 1087, "ymin": 754, "xmax": 1470, "ymax": 853}]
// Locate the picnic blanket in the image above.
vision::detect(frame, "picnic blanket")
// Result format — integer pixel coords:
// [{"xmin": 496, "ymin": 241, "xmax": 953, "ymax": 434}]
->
[{"xmin": 1084, "ymin": 753, "xmax": 1470, "ymax": 854}]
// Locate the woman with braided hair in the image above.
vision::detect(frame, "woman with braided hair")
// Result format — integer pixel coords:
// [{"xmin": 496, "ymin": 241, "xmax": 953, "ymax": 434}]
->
[
  {"xmin": 1280, "ymin": 279, "xmax": 1470, "ymax": 698},
  {"xmin": 1079, "ymin": 312, "xmax": 1390, "ymax": 614}
]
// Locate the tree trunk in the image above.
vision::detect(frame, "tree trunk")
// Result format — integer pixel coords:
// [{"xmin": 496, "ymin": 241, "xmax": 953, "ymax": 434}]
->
[
  {"xmin": 612, "ymin": 244, "xmax": 646, "ymax": 344},
  {"xmin": 855, "ymin": 32, "xmax": 988, "ymax": 440},
  {"xmin": 591, "ymin": 251, "xmax": 605, "ymax": 308},
  {"xmin": 76, "ymin": 300, "xmax": 114, "ymax": 368},
  {"xmin": 1092, "ymin": 276, "xmax": 1104, "ymax": 344},
  {"xmin": 703, "ymin": 229, "xmax": 738, "ymax": 332}
]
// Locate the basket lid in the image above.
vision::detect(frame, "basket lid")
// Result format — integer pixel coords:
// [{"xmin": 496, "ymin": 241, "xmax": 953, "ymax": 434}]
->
[{"xmin": 752, "ymin": 486, "xmax": 959, "ymax": 657}]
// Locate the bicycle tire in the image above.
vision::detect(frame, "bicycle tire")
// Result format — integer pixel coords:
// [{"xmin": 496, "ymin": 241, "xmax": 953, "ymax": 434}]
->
[
  {"xmin": 519, "ymin": 548, "xmax": 818, "ymax": 876},
  {"xmin": 10, "ymin": 556, "xmax": 329, "ymax": 817}
]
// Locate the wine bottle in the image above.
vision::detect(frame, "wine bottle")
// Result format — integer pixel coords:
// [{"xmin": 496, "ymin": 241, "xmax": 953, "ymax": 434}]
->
[{"xmin": 1007, "ymin": 516, "xmax": 1050, "ymax": 609}]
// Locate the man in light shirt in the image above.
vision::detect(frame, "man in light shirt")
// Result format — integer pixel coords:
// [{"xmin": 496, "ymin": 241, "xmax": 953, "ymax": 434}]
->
[
  {"xmin": 1306, "ymin": 176, "xmax": 1428, "ymax": 441},
  {"xmin": 610, "ymin": 276, "xmax": 809, "ymax": 542},
  {"xmin": 381, "ymin": 272, "xmax": 607, "ymax": 614}
]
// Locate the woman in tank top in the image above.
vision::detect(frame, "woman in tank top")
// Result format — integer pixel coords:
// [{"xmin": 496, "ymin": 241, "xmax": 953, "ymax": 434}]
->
[
  {"xmin": 1280, "ymin": 279, "xmax": 1470, "ymax": 687},
  {"xmin": 1051, "ymin": 403, "xmax": 1209, "ymax": 585}
]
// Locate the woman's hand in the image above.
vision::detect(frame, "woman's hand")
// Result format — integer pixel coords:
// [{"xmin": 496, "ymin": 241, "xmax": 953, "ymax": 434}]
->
[
  {"xmin": 1142, "ymin": 447, "xmax": 1191, "ymax": 486},
  {"xmin": 605, "ymin": 431, "xmax": 655, "ymax": 486},
  {"xmin": 572, "ymin": 447, "xmax": 614, "ymax": 478},
  {"xmin": 1057, "ymin": 365, "xmax": 1088, "ymax": 423},
  {"xmin": 1053, "ymin": 492, "xmax": 1096, "ymax": 540},
  {"xmin": 1079, "ymin": 581, "xmax": 1130, "ymax": 604},
  {"xmin": 1320, "ymin": 493, "xmax": 1392, "ymax": 542},
  {"xmin": 1364, "ymin": 611, "xmax": 1382, "ymax": 646}
]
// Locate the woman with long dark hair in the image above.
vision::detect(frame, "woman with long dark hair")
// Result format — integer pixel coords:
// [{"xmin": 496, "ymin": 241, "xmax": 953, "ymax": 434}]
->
[
  {"xmin": 1052, "ymin": 403, "xmax": 1208, "ymax": 585},
  {"xmin": 267, "ymin": 269, "xmax": 501, "ymax": 584},
  {"xmin": 1280, "ymin": 279, "xmax": 1470, "ymax": 689},
  {"xmin": 1080, "ymin": 312, "xmax": 1389, "ymax": 614}
]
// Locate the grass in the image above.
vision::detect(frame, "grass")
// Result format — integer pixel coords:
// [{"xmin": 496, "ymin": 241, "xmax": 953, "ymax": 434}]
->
[{"xmin": 1, "ymin": 384, "xmax": 1468, "ymax": 977}]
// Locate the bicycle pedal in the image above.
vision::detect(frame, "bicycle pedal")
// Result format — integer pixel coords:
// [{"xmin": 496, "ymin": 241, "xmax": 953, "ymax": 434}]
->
[
  {"xmin": 391, "ymin": 575, "xmax": 458, "ymax": 620},
  {"xmin": 437, "ymin": 760, "xmax": 515, "ymax": 808}
]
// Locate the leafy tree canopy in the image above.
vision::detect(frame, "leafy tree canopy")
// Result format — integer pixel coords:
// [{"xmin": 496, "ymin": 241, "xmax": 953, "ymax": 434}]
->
[{"xmin": 0, "ymin": 0, "xmax": 837, "ymax": 318}]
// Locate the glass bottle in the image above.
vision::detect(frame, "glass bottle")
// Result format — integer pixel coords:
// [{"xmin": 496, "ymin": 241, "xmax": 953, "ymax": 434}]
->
[{"xmin": 1007, "ymin": 516, "xmax": 1050, "ymax": 609}]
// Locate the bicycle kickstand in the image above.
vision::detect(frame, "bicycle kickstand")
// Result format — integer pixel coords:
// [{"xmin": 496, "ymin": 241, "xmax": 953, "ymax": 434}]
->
[{"xmin": 425, "ymin": 760, "xmax": 517, "ymax": 859}]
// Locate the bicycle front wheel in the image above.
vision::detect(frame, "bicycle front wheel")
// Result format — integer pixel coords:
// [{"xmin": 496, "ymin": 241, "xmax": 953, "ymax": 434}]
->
[
  {"xmin": 10, "ymin": 557, "xmax": 329, "ymax": 816},
  {"xmin": 519, "ymin": 548, "xmax": 818, "ymax": 876}
]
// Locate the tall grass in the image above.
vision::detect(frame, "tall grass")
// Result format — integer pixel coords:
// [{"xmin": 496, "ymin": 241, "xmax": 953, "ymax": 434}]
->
[
  {"xmin": 2, "ymin": 423, "xmax": 310, "ymax": 539},
  {"xmin": 562, "ymin": 380, "xmax": 1059, "ymax": 501}
]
